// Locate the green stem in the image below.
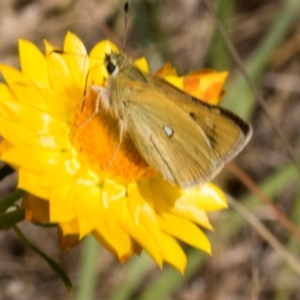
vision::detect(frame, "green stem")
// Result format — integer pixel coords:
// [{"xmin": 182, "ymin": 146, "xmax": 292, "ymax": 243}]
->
[{"xmin": 76, "ymin": 235, "xmax": 100, "ymax": 300}]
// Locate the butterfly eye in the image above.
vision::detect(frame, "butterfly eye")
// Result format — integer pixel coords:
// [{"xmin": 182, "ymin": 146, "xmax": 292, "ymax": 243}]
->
[{"xmin": 107, "ymin": 61, "xmax": 116, "ymax": 74}]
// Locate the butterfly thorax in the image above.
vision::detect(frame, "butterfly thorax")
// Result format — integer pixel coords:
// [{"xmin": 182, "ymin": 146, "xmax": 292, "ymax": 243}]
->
[{"xmin": 105, "ymin": 52, "xmax": 148, "ymax": 121}]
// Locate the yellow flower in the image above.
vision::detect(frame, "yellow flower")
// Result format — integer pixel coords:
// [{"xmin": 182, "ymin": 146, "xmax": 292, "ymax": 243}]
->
[{"xmin": 0, "ymin": 32, "xmax": 228, "ymax": 272}]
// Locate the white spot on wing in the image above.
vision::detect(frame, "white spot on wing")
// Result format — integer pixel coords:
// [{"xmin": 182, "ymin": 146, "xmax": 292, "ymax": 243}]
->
[{"xmin": 163, "ymin": 125, "xmax": 174, "ymax": 138}]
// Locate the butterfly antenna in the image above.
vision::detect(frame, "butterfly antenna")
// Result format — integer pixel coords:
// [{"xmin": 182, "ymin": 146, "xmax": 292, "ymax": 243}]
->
[{"xmin": 122, "ymin": 1, "xmax": 129, "ymax": 51}]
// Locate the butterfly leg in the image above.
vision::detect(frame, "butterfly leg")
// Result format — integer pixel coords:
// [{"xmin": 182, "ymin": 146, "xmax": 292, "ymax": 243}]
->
[
  {"xmin": 78, "ymin": 86, "xmax": 109, "ymax": 128},
  {"xmin": 106, "ymin": 118, "xmax": 125, "ymax": 169},
  {"xmin": 91, "ymin": 85, "xmax": 111, "ymax": 111},
  {"xmin": 80, "ymin": 85, "xmax": 124, "ymax": 169}
]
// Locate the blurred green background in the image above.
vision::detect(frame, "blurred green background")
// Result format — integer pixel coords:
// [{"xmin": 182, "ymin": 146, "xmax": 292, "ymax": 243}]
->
[{"xmin": 1, "ymin": 0, "xmax": 300, "ymax": 299}]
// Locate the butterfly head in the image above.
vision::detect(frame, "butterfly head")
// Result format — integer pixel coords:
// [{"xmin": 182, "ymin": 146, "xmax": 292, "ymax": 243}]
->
[{"xmin": 104, "ymin": 52, "xmax": 131, "ymax": 77}]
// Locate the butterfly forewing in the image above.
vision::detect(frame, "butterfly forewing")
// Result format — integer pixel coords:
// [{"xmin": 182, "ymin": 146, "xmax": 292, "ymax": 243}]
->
[{"xmin": 106, "ymin": 53, "xmax": 252, "ymax": 188}]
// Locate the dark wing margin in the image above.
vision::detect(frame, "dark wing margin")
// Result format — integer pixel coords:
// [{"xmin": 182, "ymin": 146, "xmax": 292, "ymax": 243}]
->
[{"xmin": 188, "ymin": 102, "xmax": 252, "ymax": 168}]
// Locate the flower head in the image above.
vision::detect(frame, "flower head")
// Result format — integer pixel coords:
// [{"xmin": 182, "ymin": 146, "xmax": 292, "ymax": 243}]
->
[{"xmin": 0, "ymin": 32, "xmax": 228, "ymax": 272}]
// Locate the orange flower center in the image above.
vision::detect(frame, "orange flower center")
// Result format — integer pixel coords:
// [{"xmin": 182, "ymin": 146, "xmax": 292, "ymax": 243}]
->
[{"xmin": 70, "ymin": 88, "xmax": 156, "ymax": 183}]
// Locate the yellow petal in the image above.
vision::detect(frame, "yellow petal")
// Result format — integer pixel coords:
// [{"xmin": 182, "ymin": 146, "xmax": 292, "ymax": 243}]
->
[
  {"xmin": 89, "ymin": 40, "xmax": 119, "ymax": 65},
  {"xmin": 46, "ymin": 49, "xmax": 73, "ymax": 94},
  {"xmin": 157, "ymin": 62, "xmax": 178, "ymax": 77},
  {"xmin": 134, "ymin": 57, "xmax": 149, "ymax": 72},
  {"xmin": 1, "ymin": 99, "xmax": 67, "ymax": 134},
  {"xmin": 127, "ymin": 182, "xmax": 164, "ymax": 249},
  {"xmin": 161, "ymin": 233, "xmax": 186, "ymax": 273},
  {"xmin": 0, "ymin": 139, "xmax": 14, "ymax": 156},
  {"xmin": 0, "ymin": 64, "xmax": 32, "ymax": 88},
  {"xmin": 59, "ymin": 218, "xmax": 80, "ymax": 236},
  {"xmin": 19, "ymin": 39, "xmax": 50, "ymax": 87},
  {"xmin": 0, "ymin": 82, "xmax": 16, "ymax": 104},
  {"xmin": 37, "ymin": 155, "xmax": 80, "ymax": 188},
  {"xmin": 164, "ymin": 76, "xmax": 183, "ymax": 90},
  {"xmin": 101, "ymin": 180, "xmax": 127, "ymax": 231},
  {"xmin": 18, "ymin": 168, "xmax": 49, "ymax": 199},
  {"xmin": 171, "ymin": 202, "xmax": 213, "ymax": 230},
  {"xmin": 37, "ymin": 87, "xmax": 72, "ymax": 121},
  {"xmin": 63, "ymin": 32, "xmax": 88, "ymax": 91},
  {"xmin": 75, "ymin": 186, "xmax": 102, "ymax": 237},
  {"xmin": 93, "ymin": 225, "xmax": 133, "ymax": 261},
  {"xmin": 49, "ymin": 185, "xmax": 76, "ymax": 222},
  {"xmin": 183, "ymin": 183, "xmax": 228, "ymax": 211},
  {"xmin": 0, "ymin": 117, "xmax": 70, "ymax": 149},
  {"xmin": 0, "ymin": 65, "xmax": 49, "ymax": 110},
  {"xmin": 121, "ymin": 206, "xmax": 164, "ymax": 268},
  {"xmin": 0, "ymin": 91, "xmax": 20, "ymax": 122},
  {"xmin": 1, "ymin": 146, "xmax": 61, "ymax": 172},
  {"xmin": 158, "ymin": 212, "xmax": 212, "ymax": 254},
  {"xmin": 49, "ymin": 167, "xmax": 98, "ymax": 224}
]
